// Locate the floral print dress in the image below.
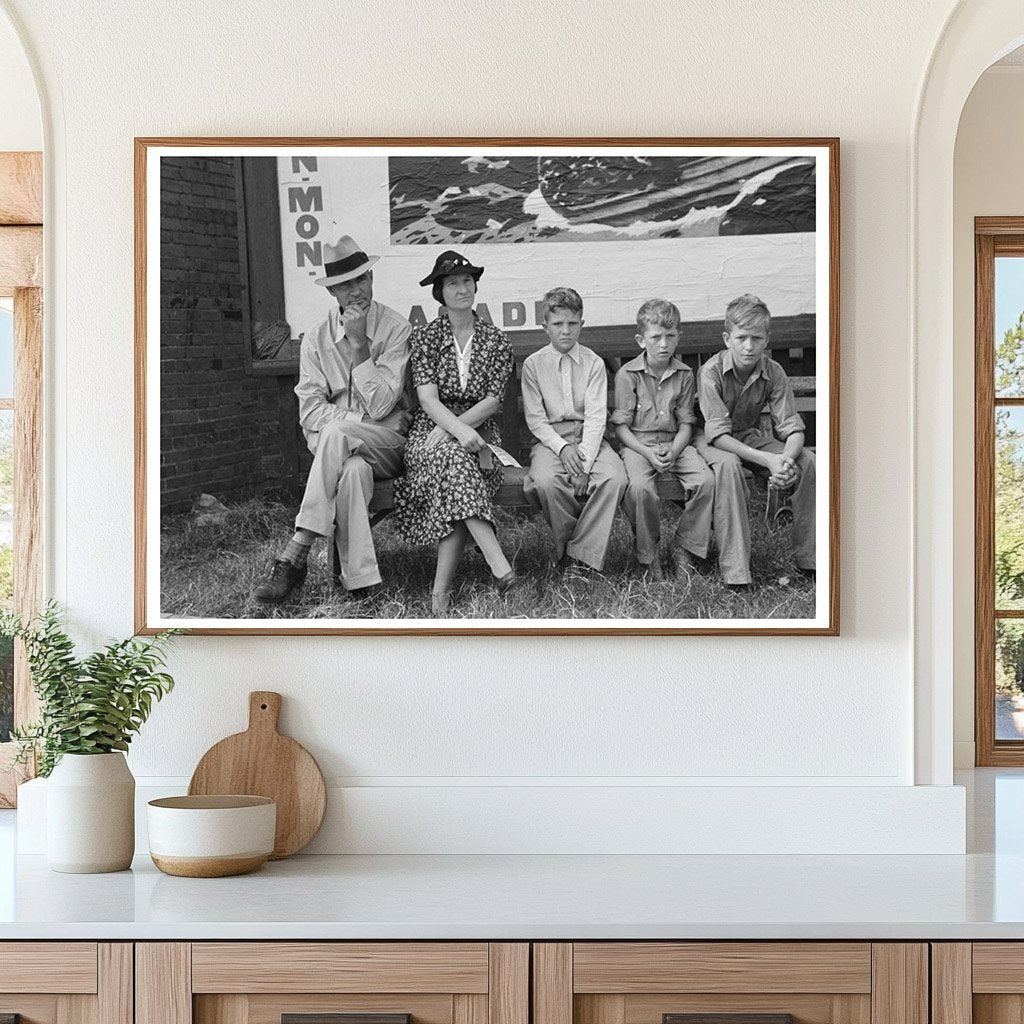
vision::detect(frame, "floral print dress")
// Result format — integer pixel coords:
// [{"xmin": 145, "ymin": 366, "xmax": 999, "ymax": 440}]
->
[{"xmin": 394, "ymin": 311, "xmax": 514, "ymax": 546}]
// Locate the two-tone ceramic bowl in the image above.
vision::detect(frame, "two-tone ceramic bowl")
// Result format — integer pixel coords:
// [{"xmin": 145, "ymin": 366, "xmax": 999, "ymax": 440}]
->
[{"xmin": 147, "ymin": 795, "xmax": 276, "ymax": 877}]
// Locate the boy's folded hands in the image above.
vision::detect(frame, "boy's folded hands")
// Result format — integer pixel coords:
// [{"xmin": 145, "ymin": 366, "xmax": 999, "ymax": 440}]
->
[
  {"xmin": 766, "ymin": 453, "xmax": 800, "ymax": 489},
  {"xmin": 559, "ymin": 443, "xmax": 585, "ymax": 477},
  {"xmin": 647, "ymin": 445, "xmax": 673, "ymax": 473}
]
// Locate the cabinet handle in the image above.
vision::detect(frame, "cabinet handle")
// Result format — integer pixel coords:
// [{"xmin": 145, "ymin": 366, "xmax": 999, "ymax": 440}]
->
[
  {"xmin": 664, "ymin": 1016, "xmax": 794, "ymax": 1024},
  {"xmin": 283, "ymin": 1015, "xmax": 411, "ymax": 1024}
]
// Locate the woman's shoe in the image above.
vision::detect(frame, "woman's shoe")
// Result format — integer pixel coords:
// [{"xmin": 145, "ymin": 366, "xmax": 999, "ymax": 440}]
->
[
  {"xmin": 493, "ymin": 570, "xmax": 521, "ymax": 597},
  {"xmin": 431, "ymin": 590, "xmax": 451, "ymax": 617}
]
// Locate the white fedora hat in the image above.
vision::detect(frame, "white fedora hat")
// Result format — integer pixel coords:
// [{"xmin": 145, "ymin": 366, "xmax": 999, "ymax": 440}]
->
[{"xmin": 314, "ymin": 235, "xmax": 380, "ymax": 286}]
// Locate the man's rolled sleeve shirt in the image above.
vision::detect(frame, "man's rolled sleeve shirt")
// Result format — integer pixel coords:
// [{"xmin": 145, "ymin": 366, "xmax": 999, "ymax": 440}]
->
[
  {"xmin": 611, "ymin": 354, "xmax": 696, "ymax": 435},
  {"xmin": 698, "ymin": 350, "xmax": 804, "ymax": 445},
  {"xmin": 295, "ymin": 300, "xmax": 412, "ymax": 449},
  {"xmin": 521, "ymin": 342, "xmax": 608, "ymax": 474}
]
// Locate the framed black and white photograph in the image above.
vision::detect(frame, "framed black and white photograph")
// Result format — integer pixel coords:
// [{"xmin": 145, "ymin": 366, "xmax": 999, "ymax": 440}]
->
[{"xmin": 135, "ymin": 137, "xmax": 839, "ymax": 635}]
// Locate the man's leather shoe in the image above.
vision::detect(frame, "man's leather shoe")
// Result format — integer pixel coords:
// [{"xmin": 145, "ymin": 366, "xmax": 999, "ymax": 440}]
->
[{"xmin": 253, "ymin": 559, "xmax": 307, "ymax": 603}]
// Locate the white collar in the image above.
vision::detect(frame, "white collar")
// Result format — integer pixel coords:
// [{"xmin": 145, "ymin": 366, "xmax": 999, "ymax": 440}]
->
[{"xmin": 548, "ymin": 342, "xmax": 581, "ymax": 365}]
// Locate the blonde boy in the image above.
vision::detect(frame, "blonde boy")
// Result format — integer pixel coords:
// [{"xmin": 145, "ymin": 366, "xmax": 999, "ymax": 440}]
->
[
  {"xmin": 694, "ymin": 293, "xmax": 816, "ymax": 587},
  {"xmin": 612, "ymin": 299, "xmax": 714, "ymax": 580},
  {"xmin": 522, "ymin": 287, "xmax": 627, "ymax": 573}
]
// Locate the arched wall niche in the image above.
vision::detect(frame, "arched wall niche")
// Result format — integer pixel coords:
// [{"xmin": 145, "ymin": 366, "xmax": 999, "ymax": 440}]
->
[
  {"xmin": 951, "ymin": 45, "xmax": 1024, "ymax": 769},
  {"xmin": 914, "ymin": 0, "xmax": 1024, "ymax": 785}
]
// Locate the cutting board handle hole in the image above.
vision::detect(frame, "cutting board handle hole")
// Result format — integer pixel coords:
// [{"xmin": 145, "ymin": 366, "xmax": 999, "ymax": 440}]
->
[{"xmin": 260, "ymin": 703, "xmax": 268, "ymax": 710}]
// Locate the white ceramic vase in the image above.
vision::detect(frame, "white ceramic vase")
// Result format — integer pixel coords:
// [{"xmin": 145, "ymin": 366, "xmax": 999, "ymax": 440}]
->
[{"xmin": 46, "ymin": 752, "xmax": 135, "ymax": 873}]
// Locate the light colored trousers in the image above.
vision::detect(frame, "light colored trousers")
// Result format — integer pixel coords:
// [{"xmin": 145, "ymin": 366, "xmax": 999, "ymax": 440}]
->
[
  {"xmin": 296, "ymin": 417, "xmax": 405, "ymax": 590},
  {"xmin": 524, "ymin": 433, "xmax": 627, "ymax": 571},
  {"xmin": 693, "ymin": 431, "xmax": 816, "ymax": 585},
  {"xmin": 621, "ymin": 440, "xmax": 714, "ymax": 565}
]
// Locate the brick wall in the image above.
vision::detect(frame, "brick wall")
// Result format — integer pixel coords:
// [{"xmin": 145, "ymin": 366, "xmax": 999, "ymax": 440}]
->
[{"xmin": 159, "ymin": 156, "xmax": 292, "ymax": 512}]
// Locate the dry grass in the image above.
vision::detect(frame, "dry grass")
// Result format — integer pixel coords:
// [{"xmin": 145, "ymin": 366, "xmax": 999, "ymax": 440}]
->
[{"xmin": 159, "ymin": 485, "xmax": 816, "ymax": 622}]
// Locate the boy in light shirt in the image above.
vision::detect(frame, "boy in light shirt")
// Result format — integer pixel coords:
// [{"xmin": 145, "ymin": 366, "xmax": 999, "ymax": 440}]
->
[{"xmin": 522, "ymin": 287, "xmax": 627, "ymax": 574}]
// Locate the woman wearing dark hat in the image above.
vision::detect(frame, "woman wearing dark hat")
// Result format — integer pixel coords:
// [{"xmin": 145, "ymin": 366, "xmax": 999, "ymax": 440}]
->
[{"xmin": 394, "ymin": 251, "xmax": 518, "ymax": 615}]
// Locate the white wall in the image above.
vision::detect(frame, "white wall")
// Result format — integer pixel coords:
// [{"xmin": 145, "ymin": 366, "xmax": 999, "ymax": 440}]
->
[
  {"xmin": 0, "ymin": 8, "xmax": 39, "ymax": 151},
  {"xmin": 0, "ymin": 0, "xmax": 973, "ymax": 852},
  {"xmin": 952, "ymin": 65, "xmax": 1024, "ymax": 767}
]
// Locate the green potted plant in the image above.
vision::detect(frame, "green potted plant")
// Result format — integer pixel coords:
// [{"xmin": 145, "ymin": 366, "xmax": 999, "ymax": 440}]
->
[{"xmin": 1, "ymin": 602, "xmax": 179, "ymax": 873}]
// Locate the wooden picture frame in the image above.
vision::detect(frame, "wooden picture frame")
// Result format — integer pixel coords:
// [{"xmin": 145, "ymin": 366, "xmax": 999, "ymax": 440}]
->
[
  {"xmin": 975, "ymin": 216, "xmax": 1024, "ymax": 765},
  {"xmin": 0, "ymin": 151, "xmax": 44, "ymax": 805},
  {"xmin": 135, "ymin": 137, "xmax": 839, "ymax": 636}
]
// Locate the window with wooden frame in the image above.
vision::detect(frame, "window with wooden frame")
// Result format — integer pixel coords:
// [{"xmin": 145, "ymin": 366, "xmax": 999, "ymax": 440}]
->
[
  {"xmin": 0, "ymin": 151, "xmax": 44, "ymax": 806},
  {"xmin": 976, "ymin": 217, "xmax": 1024, "ymax": 764}
]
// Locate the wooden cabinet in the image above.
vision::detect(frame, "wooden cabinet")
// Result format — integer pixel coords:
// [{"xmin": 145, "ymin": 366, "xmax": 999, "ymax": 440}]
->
[
  {"xmin": 932, "ymin": 943, "xmax": 1024, "ymax": 1024},
  {"xmin": 0, "ymin": 943, "xmax": 132, "ymax": 1024},
  {"xmin": 0, "ymin": 938, "xmax": 944, "ymax": 1024},
  {"xmin": 925, "ymin": 943, "xmax": 1024, "ymax": 1024},
  {"xmin": 136, "ymin": 944, "xmax": 528, "ymax": 1024},
  {"xmin": 532, "ymin": 944, "xmax": 928, "ymax": 1024}
]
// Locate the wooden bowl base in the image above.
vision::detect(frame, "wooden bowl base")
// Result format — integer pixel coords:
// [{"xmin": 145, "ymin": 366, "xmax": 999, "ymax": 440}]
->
[{"xmin": 151, "ymin": 853, "xmax": 268, "ymax": 877}]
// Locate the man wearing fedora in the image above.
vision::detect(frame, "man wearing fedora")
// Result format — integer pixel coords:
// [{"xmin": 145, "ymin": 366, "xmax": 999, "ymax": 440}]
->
[{"xmin": 254, "ymin": 235, "xmax": 412, "ymax": 604}]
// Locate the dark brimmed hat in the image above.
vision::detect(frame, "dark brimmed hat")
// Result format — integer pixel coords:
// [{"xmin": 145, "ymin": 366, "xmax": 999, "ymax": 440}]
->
[
  {"xmin": 315, "ymin": 235, "xmax": 379, "ymax": 287},
  {"xmin": 418, "ymin": 250, "xmax": 484, "ymax": 288}
]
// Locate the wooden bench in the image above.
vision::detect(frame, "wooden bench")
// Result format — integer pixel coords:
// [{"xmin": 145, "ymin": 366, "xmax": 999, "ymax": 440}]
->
[
  {"xmin": 363, "ymin": 317, "xmax": 817, "ymax": 519},
  {"xmin": 366, "ymin": 451, "xmax": 808, "ymax": 529},
  {"xmin": 348, "ymin": 465, "xmax": 689, "ymax": 579},
  {"xmin": 368, "ymin": 464, "xmax": 685, "ymax": 528}
]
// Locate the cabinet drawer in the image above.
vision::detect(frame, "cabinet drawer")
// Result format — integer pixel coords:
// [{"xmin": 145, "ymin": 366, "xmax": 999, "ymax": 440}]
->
[
  {"xmin": 0, "ymin": 943, "xmax": 130, "ymax": 1024},
  {"xmin": 191, "ymin": 943, "xmax": 491, "ymax": 993},
  {"xmin": 572, "ymin": 944, "xmax": 872, "ymax": 994},
  {"xmin": 534, "ymin": 943, "xmax": 925, "ymax": 1024},
  {"xmin": 973, "ymin": 943, "xmax": 1024, "ymax": 992},
  {"xmin": 139, "ymin": 942, "xmax": 528, "ymax": 1024},
  {"xmin": 0, "ymin": 942, "xmax": 99, "ymax": 993}
]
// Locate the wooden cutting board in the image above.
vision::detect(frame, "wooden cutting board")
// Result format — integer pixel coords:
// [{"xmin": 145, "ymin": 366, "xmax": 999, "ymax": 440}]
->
[{"xmin": 188, "ymin": 691, "xmax": 326, "ymax": 859}]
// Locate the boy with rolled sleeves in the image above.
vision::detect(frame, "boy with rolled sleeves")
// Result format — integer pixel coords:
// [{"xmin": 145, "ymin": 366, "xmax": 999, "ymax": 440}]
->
[
  {"xmin": 694, "ymin": 293, "xmax": 816, "ymax": 587},
  {"xmin": 612, "ymin": 299, "xmax": 715, "ymax": 580},
  {"xmin": 522, "ymin": 287, "xmax": 627, "ymax": 574}
]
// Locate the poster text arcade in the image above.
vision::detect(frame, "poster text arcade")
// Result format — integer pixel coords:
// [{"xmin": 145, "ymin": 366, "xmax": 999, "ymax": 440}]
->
[{"xmin": 284, "ymin": 157, "xmax": 548, "ymax": 332}]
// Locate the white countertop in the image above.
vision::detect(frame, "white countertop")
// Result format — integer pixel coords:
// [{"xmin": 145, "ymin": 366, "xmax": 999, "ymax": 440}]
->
[
  {"xmin": 2, "ymin": 768, "xmax": 1022, "ymax": 941},
  {"xmin": 1, "ymin": 849, "xmax": 1023, "ymax": 940}
]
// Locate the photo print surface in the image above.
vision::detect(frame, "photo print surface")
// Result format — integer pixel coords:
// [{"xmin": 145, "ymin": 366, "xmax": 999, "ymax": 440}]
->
[{"xmin": 138, "ymin": 140, "xmax": 837, "ymax": 635}]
